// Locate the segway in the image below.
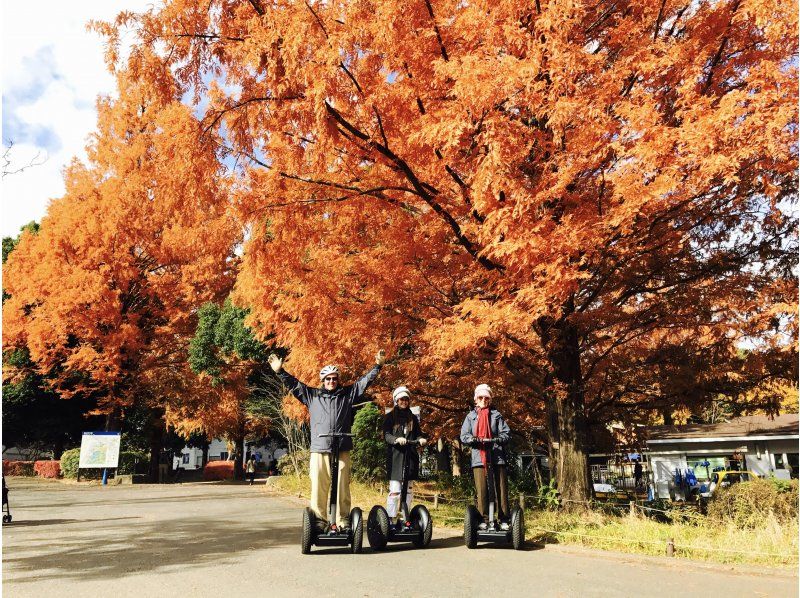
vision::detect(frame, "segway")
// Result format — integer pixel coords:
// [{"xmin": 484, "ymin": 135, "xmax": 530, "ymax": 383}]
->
[
  {"xmin": 301, "ymin": 432, "xmax": 363, "ymax": 554},
  {"xmin": 2, "ymin": 477, "xmax": 11, "ymax": 524},
  {"xmin": 464, "ymin": 438, "xmax": 524, "ymax": 549},
  {"xmin": 367, "ymin": 438, "xmax": 432, "ymax": 550}
]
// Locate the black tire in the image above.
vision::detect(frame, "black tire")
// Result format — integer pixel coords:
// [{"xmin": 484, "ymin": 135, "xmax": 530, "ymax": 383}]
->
[
  {"xmin": 464, "ymin": 505, "xmax": 480, "ymax": 549},
  {"xmin": 3, "ymin": 515, "xmax": 10, "ymax": 524},
  {"xmin": 367, "ymin": 505, "xmax": 389, "ymax": 550},
  {"xmin": 511, "ymin": 506, "xmax": 524, "ymax": 550},
  {"xmin": 301, "ymin": 508, "xmax": 315, "ymax": 554},
  {"xmin": 350, "ymin": 507, "xmax": 363, "ymax": 554},
  {"xmin": 410, "ymin": 504, "xmax": 432, "ymax": 548}
]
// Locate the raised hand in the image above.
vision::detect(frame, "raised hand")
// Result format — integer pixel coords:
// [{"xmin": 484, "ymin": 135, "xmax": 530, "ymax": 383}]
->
[
  {"xmin": 268, "ymin": 353, "xmax": 283, "ymax": 373},
  {"xmin": 375, "ymin": 348, "xmax": 386, "ymax": 366}
]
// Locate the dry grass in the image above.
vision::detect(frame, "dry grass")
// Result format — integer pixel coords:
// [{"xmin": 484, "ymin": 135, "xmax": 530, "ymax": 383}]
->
[{"xmin": 269, "ymin": 474, "xmax": 799, "ymax": 567}]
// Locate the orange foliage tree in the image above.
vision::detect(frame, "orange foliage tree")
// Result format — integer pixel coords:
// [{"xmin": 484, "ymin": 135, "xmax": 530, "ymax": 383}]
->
[
  {"xmin": 90, "ymin": 0, "xmax": 798, "ymax": 500},
  {"xmin": 2, "ymin": 60, "xmax": 238, "ymax": 474}
]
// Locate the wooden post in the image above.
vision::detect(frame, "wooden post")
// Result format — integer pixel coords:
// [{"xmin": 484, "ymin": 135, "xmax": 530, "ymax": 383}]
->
[
  {"xmin": 433, "ymin": 493, "xmax": 439, "ymax": 510},
  {"xmin": 666, "ymin": 538, "xmax": 675, "ymax": 557},
  {"xmin": 629, "ymin": 500, "xmax": 635, "ymax": 517},
  {"xmin": 519, "ymin": 493, "xmax": 525, "ymax": 509}
]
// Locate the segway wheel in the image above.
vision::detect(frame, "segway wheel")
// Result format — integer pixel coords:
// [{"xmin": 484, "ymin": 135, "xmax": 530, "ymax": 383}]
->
[
  {"xmin": 367, "ymin": 505, "xmax": 389, "ymax": 550},
  {"xmin": 3, "ymin": 515, "xmax": 10, "ymax": 524},
  {"xmin": 511, "ymin": 506, "xmax": 525, "ymax": 550},
  {"xmin": 410, "ymin": 504, "xmax": 432, "ymax": 548},
  {"xmin": 301, "ymin": 507, "xmax": 315, "ymax": 554},
  {"xmin": 349, "ymin": 507, "xmax": 363, "ymax": 554},
  {"xmin": 464, "ymin": 505, "xmax": 480, "ymax": 549}
]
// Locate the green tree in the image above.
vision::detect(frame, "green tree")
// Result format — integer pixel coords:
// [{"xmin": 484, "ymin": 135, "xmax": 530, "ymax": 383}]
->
[
  {"xmin": 351, "ymin": 402, "xmax": 385, "ymax": 484},
  {"xmin": 188, "ymin": 299, "xmax": 274, "ymax": 479}
]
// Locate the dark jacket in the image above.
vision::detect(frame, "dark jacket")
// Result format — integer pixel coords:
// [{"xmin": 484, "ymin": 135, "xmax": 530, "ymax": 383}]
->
[
  {"xmin": 278, "ymin": 365, "xmax": 382, "ymax": 453},
  {"xmin": 383, "ymin": 407, "xmax": 425, "ymax": 481},
  {"xmin": 459, "ymin": 407, "xmax": 511, "ymax": 468}
]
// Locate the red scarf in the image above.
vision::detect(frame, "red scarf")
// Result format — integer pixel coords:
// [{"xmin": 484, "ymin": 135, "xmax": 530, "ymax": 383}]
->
[{"xmin": 475, "ymin": 407, "xmax": 492, "ymax": 466}]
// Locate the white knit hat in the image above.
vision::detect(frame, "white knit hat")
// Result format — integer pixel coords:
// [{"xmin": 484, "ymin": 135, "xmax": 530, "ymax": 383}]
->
[
  {"xmin": 392, "ymin": 386, "xmax": 411, "ymax": 405},
  {"xmin": 474, "ymin": 384, "xmax": 493, "ymax": 400}
]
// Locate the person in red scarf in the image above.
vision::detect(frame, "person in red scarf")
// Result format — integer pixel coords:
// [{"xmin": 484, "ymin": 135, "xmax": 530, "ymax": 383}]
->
[{"xmin": 460, "ymin": 384, "xmax": 511, "ymax": 530}]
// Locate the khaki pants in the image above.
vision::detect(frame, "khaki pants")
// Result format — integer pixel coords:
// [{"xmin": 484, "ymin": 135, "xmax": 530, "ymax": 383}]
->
[
  {"xmin": 310, "ymin": 451, "xmax": 351, "ymax": 527},
  {"xmin": 473, "ymin": 464, "xmax": 509, "ymax": 521}
]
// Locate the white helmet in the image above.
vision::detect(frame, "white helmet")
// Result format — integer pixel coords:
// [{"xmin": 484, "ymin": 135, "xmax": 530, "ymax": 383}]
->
[
  {"xmin": 319, "ymin": 365, "xmax": 340, "ymax": 380},
  {"xmin": 392, "ymin": 386, "xmax": 411, "ymax": 405}
]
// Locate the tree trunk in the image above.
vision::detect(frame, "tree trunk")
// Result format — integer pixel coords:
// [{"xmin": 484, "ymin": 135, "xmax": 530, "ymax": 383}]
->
[
  {"xmin": 450, "ymin": 438, "xmax": 462, "ymax": 477},
  {"xmin": 201, "ymin": 441, "xmax": 209, "ymax": 468},
  {"xmin": 436, "ymin": 438, "xmax": 451, "ymax": 475},
  {"xmin": 147, "ymin": 414, "xmax": 164, "ymax": 483},
  {"xmin": 661, "ymin": 408, "xmax": 674, "ymax": 426},
  {"xmin": 538, "ymin": 297, "xmax": 592, "ymax": 506},
  {"xmin": 53, "ymin": 438, "xmax": 65, "ymax": 461}
]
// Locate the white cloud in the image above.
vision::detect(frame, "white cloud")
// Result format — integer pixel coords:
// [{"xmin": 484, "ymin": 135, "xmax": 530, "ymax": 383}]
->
[{"xmin": 1, "ymin": 0, "xmax": 153, "ymax": 238}]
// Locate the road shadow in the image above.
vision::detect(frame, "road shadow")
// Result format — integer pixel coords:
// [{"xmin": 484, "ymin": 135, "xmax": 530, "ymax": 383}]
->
[
  {"xmin": 2, "ymin": 517, "xmax": 139, "ymax": 528},
  {"xmin": 4, "ymin": 516, "xmax": 298, "ymax": 583}
]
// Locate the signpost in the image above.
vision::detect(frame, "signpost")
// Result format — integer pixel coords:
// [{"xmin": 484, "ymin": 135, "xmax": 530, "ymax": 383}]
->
[{"xmin": 78, "ymin": 432, "xmax": 121, "ymax": 484}]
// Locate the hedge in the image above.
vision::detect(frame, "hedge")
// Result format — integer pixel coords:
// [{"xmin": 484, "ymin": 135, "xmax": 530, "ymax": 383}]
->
[
  {"xmin": 2, "ymin": 460, "xmax": 35, "ymax": 476},
  {"xmin": 34, "ymin": 460, "xmax": 61, "ymax": 478},
  {"xmin": 203, "ymin": 461, "xmax": 235, "ymax": 481}
]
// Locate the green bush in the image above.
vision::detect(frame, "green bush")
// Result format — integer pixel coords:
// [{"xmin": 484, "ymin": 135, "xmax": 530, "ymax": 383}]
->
[
  {"xmin": 433, "ymin": 470, "xmax": 476, "ymax": 503},
  {"xmin": 60, "ymin": 448, "xmax": 148, "ymax": 479},
  {"xmin": 277, "ymin": 449, "xmax": 309, "ymax": 477},
  {"xmin": 351, "ymin": 402, "xmax": 385, "ymax": 483},
  {"xmin": 60, "ymin": 448, "xmax": 81, "ymax": 478},
  {"xmin": 708, "ymin": 477, "xmax": 798, "ymax": 528}
]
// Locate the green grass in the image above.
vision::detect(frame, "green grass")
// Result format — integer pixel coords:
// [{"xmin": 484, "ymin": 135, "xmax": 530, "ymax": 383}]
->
[{"xmin": 268, "ymin": 475, "xmax": 799, "ymax": 567}]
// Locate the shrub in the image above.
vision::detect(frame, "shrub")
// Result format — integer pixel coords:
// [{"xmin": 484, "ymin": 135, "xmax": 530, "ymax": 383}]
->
[
  {"xmin": 708, "ymin": 477, "xmax": 799, "ymax": 528},
  {"xmin": 34, "ymin": 460, "xmax": 61, "ymax": 478},
  {"xmin": 203, "ymin": 461, "xmax": 235, "ymax": 481},
  {"xmin": 118, "ymin": 451, "xmax": 148, "ymax": 475},
  {"xmin": 433, "ymin": 470, "xmax": 476, "ymax": 503},
  {"xmin": 351, "ymin": 402, "xmax": 385, "ymax": 483},
  {"xmin": 277, "ymin": 449, "xmax": 309, "ymax": 477},
  {"xmin": 60, "ymin": 448, "xmax": 81, "ymax": 478},
  {"xmin": 2, "ymin": 460, "xmax": 35, "ymax": 476}
]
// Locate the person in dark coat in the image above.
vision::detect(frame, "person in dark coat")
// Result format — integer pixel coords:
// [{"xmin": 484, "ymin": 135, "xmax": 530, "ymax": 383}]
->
[
  {"xmin": 383, "ymin": 386, "xmax": 427, "ymax": 528},
  {"xmin": 269, "ymin": 349, "xmax": 385, "ymax": 532},
  {"xmin": 460, "ymin": 384, "xmax": 511, "ymax": 530}
]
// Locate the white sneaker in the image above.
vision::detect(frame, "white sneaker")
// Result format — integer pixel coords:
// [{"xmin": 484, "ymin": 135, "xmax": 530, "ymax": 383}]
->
[
  {"xmin": 500, "ymin": 522, "xmax": 510, "ymax": 531},
  {"xmin": 478, "ymin": 522, "xmax": 488, "ymax": 531}
]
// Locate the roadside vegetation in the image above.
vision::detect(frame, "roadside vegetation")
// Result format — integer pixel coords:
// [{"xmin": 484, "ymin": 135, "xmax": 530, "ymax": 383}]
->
[{"xmin": 269, "ymin": 470, "xmax": 798, "ymax": 568}]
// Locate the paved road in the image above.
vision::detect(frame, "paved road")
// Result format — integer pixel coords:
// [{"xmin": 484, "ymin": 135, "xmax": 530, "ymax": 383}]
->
[{"xmin": 2, "ymin": 477, "xmax": 796, "ymax": 598}]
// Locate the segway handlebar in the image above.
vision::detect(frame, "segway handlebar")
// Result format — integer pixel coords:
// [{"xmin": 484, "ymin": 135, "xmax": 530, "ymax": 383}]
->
[
  {"xmin": 473, "ymin": 437, "xmax": 501, "ymax": 445},
  {"xmin": 318, "ymin": 433, "xmax": 355, "ymax": 438}
]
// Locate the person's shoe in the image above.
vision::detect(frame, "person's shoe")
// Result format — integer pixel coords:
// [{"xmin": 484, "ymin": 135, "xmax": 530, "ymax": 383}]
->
[
  {"xmin": 478, "ymin": 522, "xmax": 488, "ymax": 531},
  {"xmin": 314, "ymin": 520, "xmax": 328, "ymax": 534},
  {"xmin": 500, "ymin": 521, "xmax": 510, "ymax": 531}
]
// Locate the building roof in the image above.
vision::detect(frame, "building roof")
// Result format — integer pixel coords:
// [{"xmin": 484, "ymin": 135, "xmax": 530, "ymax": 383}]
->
[{"xmin": 647, "ymin": 414, "xmax": 799, "ymax": 444}]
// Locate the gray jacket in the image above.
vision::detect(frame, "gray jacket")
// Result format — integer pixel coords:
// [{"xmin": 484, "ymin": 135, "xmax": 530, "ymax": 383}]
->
[
  {"xmin": 278, "ymin": 365, "xmax": 382, "ymax": 453},
  {"xmin": 460, "ymin": 407, "xmax": 511, "ymax": 468}
]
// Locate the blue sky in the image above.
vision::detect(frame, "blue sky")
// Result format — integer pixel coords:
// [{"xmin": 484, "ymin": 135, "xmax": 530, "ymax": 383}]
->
[{"xmin": 2, "ymin": 1, "xmax": 151, "ymax": 239}]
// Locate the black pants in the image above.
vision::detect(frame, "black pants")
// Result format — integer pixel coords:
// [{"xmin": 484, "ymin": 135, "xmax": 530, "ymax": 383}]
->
[
  {"xmin": 248, "ymin": 471, "xmax": 256, "ymax": 484},
  {"xmin": 473, "ymin": 464, "xmax": 509, "ymax": 521}
]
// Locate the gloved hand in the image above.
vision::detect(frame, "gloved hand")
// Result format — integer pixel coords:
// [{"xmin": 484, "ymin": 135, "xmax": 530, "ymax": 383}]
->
[
  {"xmin": 268, "ymin": 354, "xmax": 283, "ymax": 373},
  {"xmin": 418, "ymin": 438, "xmax": 428, "ymax": 447},
  {"xmin": 395, "ymin": 437, "xmax": 407, "ymax": 446},
  {"xmin": 375, "ymin": 349, "xmax": 386, "ymax": 366}
]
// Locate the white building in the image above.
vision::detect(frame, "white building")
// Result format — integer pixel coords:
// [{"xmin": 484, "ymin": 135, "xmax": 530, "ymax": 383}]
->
[
  {"xmin": 646, "ymin": 414, "xmax": 798, "ymax": 499},
  {"xmin": 173, "ymin": 438, "xmax": 287, "ymax": 470}
]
